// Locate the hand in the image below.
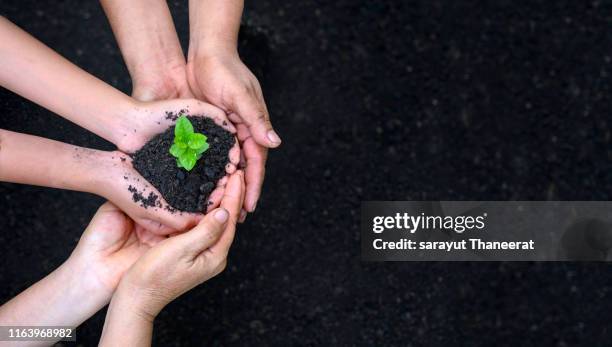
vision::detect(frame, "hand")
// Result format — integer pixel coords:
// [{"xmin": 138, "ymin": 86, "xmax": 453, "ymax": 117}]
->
[
  {"xmin": 108, "ymin": 98, "xmax": 241, "ymax": 234},
  {"xmin": 67, "ymin": 202, "xmax": 164, "ymax": 300},
  {"xmin": 187, "ymin": 52, "xmax": 280, "ymax": 214},
  {"xmin": 0, "ymin": 201, "xmax": 163, "ymax": 336},
  {"xmin": 113, "ymin": 170, "xmax": 244, "ymax": 319},
  {"xmin": 117, "ymin": 97, "xmax": 238, "ymax": 156},
  {"xmin": 94, "ymin": 151, "xmax": 200, "ymax": 235}
]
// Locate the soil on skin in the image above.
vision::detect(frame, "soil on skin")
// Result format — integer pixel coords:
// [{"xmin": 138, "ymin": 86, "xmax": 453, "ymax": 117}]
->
[{"xmin": 132, "ymin": 116, "xmax": 234, "ymax": 212}]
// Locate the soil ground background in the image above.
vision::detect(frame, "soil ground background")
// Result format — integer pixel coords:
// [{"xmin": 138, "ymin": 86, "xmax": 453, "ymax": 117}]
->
[{"xmin": 1, "ymin": 1, "xmax": 612, "ymax": 346}]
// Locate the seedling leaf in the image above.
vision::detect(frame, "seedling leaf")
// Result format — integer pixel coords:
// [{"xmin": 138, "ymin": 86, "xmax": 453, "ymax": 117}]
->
[
  {"xmin": 169, "ymin": 116, "xmax": 210, "ymax": 171},
  {"xmin": 189, "ymin": 133, "xmax": 208, "ymax": 149},
  {"xmin": 178, "ymin": 150, "xmax": 197, "ymax": 171},
  {"xmin": 175, "ymin": 116, "xmax": 194, "ymax": 138},
  {"xmin": 196, "ymin": 142, "xmax": 209, "ymax": 154},
  {"xmin": 169, "ymin": 143, "xmax": 185, "ymax": 157}
]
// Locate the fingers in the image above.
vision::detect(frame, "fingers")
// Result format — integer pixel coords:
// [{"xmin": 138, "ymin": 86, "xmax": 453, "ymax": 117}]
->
[
  {"xmin": 113, "ymin": 157, "xmax": 202, "ymax": 234},
  {"xmin": 177, "ymin": 208, "xmax": 230, "ymax": 258},
  {"xmin": 226, "ymin": 139, "xmax": 240, "ymax": 174},
  {"xmin": 87, "ymin": 202, "xmax": 128, "ymax": 231},
  {"xmin": 82, "ymin": 201, "xmax": 130, "ymax": 241},
  {"xmin": 240, "ymin": 128, "xmax": 268, "ymax": 212},
  {"xmin": 205, "ymin": 185, "xmax": 225, "ymax": 213},
  {"xmin": 239, "ymin": 209, "xmax": 247, "ymax": 223},
  {"xmin": 207, "ymin": 171, "xmax": 245, "ymax": 256},
  {"xmin": 148, "ymin": 99, "xmax": 236, "ymax": 135},
  {"xmin": 229, "ymin": 89, "xmax": 281, "ymax": 148}
]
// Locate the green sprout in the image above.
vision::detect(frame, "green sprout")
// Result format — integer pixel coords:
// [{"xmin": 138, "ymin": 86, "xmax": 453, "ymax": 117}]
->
[{"xmin": 169, "ymin": 116, "xmax": 209, "ymax": 171}]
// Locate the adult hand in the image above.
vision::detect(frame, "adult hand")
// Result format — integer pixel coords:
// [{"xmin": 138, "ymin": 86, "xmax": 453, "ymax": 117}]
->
[
  {"xmin": 187, "ymin": 52, "xmax": 279, "ymax": 215},
  {"xmin": 108, "ymin": 170, "xmax": 244, "ymax": 321},
  {"xmin": 0, "ymin": 202, "xmax": 164, "ymax": 341}
]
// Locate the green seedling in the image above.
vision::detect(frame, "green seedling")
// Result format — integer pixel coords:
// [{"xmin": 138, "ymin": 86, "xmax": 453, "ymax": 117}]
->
[{"xmin": 169, "ymin": 116, "xmax": 209, "ymax": 171}]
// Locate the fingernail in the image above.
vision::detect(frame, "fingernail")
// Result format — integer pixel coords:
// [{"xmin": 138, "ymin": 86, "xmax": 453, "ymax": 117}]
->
[
  {"xmin": 214, "ymin": 208, "xmax": 229, "ymax": 223},
  {"xmin": 250, "ymin": 202, "xmax": 257, "ymax": 212},
  {"xmin": 267, "ymin": 130, "xmax": 282, "ymax": 145},
  {"xmin": 239, "ymin": 209, "xmax": 247, "ymax": 223}
]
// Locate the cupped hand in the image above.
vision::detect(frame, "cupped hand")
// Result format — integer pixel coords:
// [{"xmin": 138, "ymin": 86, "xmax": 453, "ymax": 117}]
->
[
  {"xmin": 117, "ymin": 98, "xmax": 239, "ymax": 158},
  {"xmin": 98, "ymin": 151, "xmax": 201, "ymax": 235},
  {"xmin": 115, "ymin": 170, "xmax": 245, "ymax": 319},
  {"xmin": 108, "ymin": 98, "xmax": 241, "ymax": 234},
  {"xmin": 67, "ymin": 202, "xmax": 163, "ymax": 300},
  {"xmin": 186, "ymin": 52, "xmax": 280, "ymax": 214}
]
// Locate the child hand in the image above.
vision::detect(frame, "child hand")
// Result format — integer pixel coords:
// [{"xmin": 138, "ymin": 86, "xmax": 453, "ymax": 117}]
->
[
  {"xmin": 0, "ymin": 201, "xmax": 167, "ymax": 332},
  {"xmin": 116, "ymin": 98, "xmax": 238, "ymax": 157},
  {"xmin": 67, "ymin": 202, "xmax": 163, "ymax": 299},
  {"xmin": 110, "ymin": 170, "xmax": 244, "ymax": 319},
  {"xmin": 96, "ymin": 152, "xmax": 204, "ymax": 235},
  {"xmin": 107, "ymin": 99, "xmax": 240, "ymax": 234}
]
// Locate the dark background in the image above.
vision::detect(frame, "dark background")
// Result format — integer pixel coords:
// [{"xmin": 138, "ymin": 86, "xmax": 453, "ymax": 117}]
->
[{"xmin": 1, "ymin": 1, "xmax": 611, "ymax": 346}]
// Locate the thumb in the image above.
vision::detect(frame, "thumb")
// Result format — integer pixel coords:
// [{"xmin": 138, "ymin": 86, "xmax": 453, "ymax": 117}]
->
[
  {"xmin": 174, "ymin": 208, "xmax": 230, "ymax": 258},
  {"xmin": 230, "ymin": 92, "xmax": 281, "ymax": 148}
]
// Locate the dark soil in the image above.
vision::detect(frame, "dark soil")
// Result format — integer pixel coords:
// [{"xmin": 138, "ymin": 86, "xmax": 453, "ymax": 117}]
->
[
  {"xmin": 1, "ymin": 1, "xmax": 612, "ymax": 346},
  {"xmin": 132, "ymin": 116, "xmax": 234, "ymax": 212},
  {"xmin": 128, "ymin": 185, "xmax": 160, "ymax": 209}
]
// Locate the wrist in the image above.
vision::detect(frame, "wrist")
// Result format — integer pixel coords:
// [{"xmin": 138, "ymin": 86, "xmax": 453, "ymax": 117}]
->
[
  {"xmin": 114, "ymin": 279, "xmax": 165, "ymax": 322},
  {"xmin": 48, "ymin": 145, "xmax": 114, "ymax": 196},
  {"xmin": 129, "ymin": 53, "xmax": 188, "ymax": 93},
  {"xmin": 54, "ymin": 257, "xmax": 113, "ymax": 318},
  {"xmin": 78, "ymin": 150, "xmax": 124, "ymax": 197},
  {"xmin": 188, "ymin": 38, "xmax": 239, "ymax": 63},
  {"xmin": 102, "ymin": 0, "xmax": 186, "ymax": 100},
  {"xmin": 107, "ymin": 97, "xmax": 141, "ymax": 148},
  {"xmin": 100, "ymin": 281, "xmax": 155, "ymax": 347},
  {"xmin": 188, "ymin": 0, "xmax": 242, "ymax": 61}
]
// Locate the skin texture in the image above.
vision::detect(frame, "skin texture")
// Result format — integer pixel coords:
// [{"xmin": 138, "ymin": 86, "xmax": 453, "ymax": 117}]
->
[
  {"xmin": 0, "ymin": 17, "xmax": 241, "ymax": 234},
  {"xmin": 99, "ymin": 171, "xmax": 245, "ymax": 347},
  {"xmin": 0, "ymin": 171, "xmax": 244, "ymax": 347},
  {"xmin": 0, "ymin": 203, "xmax": 157, "ymax": 347},
  {"xmin": 0, "ymin": 129, "xmax": 196, "ymax": 235},
  {"xmin": 101, "ymin": 0, "xmax": 280, "ymax": 218},
  {"xmin": 0, "ymin": 17, "xmax": 132, "ymax": 147},
  {"xmin": 99, "ymin": 0, "xmax": 193, "ymax": 101},
  {"xmin": 0, "ymin": 10, "xmax": 248, "ymax": 346}
]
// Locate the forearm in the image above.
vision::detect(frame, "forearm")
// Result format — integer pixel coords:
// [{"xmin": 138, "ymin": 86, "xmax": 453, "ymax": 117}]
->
[
  {"xmin": 188, "ymin": 0, "xmax": 243, "ymax": 58},
  {"xmin": 100, "ymin": 0, "xmax": 186, "ymax": 86},
  {"xmin": 0, "ymin": 259, "xmax": 110, "ymax": 347},
  {"xmin": 99, "ymin": 286, "xmax": 154, "ymax": 347},
  {"xmin": 0, "ymin": 129, "xmax": 107, "ymax": 194},
  {"xmin": 0, "ymin": 17, "xmax": 133, "ymax": 146}
]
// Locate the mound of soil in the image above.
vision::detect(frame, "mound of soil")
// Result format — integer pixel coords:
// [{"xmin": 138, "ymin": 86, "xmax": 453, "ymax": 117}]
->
[{"xmin": 132, "ymin": 116, "xmax": 234, "ymax": 212}]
